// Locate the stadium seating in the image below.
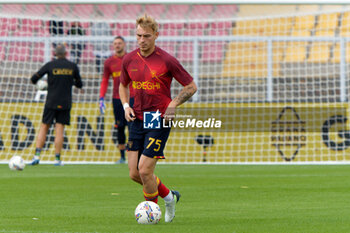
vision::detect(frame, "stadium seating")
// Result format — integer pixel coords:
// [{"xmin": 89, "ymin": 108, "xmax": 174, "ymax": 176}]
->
[
  {"xmin": 157, "ymin": 42, "xmax": 176, "ymax": 56},
  {"xmin": 177, "ymin": 42, "xmax": 194, "ymax": 62},
  {"xmin": 293, "ymin": 15, "xmax": 315, "ymax": 31},
  {"xmin": 222, "ymin": 61, "xmax": 280, "ymax": 78},
  {"xmin": 117, "ymin": 4, "xmax": 142, "ymax": 20},
  {"xmin": 7, "ymin": 43, "xmax": 30, "ymax": 62},
  {"xmin": 331, "ymin": 43, "xmax": 350, "ymax": 63},
  {"xmin": 0, "ymin": 42, "xmax": 5, "ymax": 61},
  {"xmin": 200, "ymin": 42, "xmax": 225, "ymax": 63},
  {"xmin": 32, "ymin": 42, "xmax": 45, "ymax": 62},
  {"xmin": 48, "ymin": 4, "xmax": 71, "ymax": 15},
  {"xmin": 213, "ymin": 4, "xmax": 238, "ymax": 18},
  {"xmin": 1, "ymin": 4, "xmax": 23, "ymax": 14},
  {"xmin": 97, "ymin": 4, "xmax": 118, "ymax": 18},
  {"xmin": 24, "ymin": 4, "xmax": 46, "ymax": 16},
  {"xmin": 21, "ymin": 19, "xmax": 43, "ymax": 32},
  {"xmin": 144, "ymin": 4, "xmax": 166, "ymax": 19},
  {"xmin": 80, "ymin": 43, "xmax": 95, "ymax": 64},
  {"xmin": 307, "ymin": 43, "xmax": 331, "ymax": 63},
  {"xmin": 316, "ymin": 13, "xmax": 340, "ymax": 31},
  {"xmin": 0, "ymin": 18, "xmax": 18, "ymax": 31},
  {"xmin": 112, "ymin": 28, "xmax": 130, "ymax": 37},
  {"xmin": 339, "ymin": 12, "xmax": 350, "ymax": 37},
  {"xmin": 71, "ymin": 4, "xmax": 94, "ymax": 19},
  {"xmin": 284, "ymin": 46, "xmax": 307, "ymax": 62}
]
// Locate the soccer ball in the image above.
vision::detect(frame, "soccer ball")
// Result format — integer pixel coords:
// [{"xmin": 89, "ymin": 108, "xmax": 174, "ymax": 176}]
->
[
  {"xmin": 36, "ymin": 80, "xmax": 48, "ymax": 90},
  {"xmin": 135, "ymin": 201, "xmax": 162, "ymax": 224},
  {"xmin": 9, "ymin": 155, "xmax": 25, "ymax": 171}
]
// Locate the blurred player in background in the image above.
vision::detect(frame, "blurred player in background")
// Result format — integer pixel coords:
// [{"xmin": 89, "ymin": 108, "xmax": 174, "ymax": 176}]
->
[
  {"xmin": 119, "ymin": 15, "xmax": 197, "ymax": 222},
  {"xmin": 91, "ymin": 10, "xmax": 112, "ymax": 73},
  {"xmin": 30, "ymin": 44, "xmax": 83, "ymax": 166},
  {"xmin": 99, "ymin": 36, "xmax": 134, "ymax": 164}
]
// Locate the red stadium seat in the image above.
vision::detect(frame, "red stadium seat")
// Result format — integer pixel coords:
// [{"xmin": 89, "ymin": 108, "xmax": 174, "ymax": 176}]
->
[
  {"xmin": 81, "ymin": 43, "xmax": 95, "ymax": 63},
  {"xmin": 24, "ymin": 4, "xmax": 46, "ymax": 16},
  {"xmin": 112, "ymin": 28, "xmax": 130, "ymax": 37},
  {"xmin": 187, "ymin": 22, "xmax": 209, "ymax": 29},
  {"xmin": 119, "ymin": 4, "xmax": 142, "ymax": 15},
  {"xmin": 183, "ymin": 29, "xmax": 204, "ymax": 36},
  {"xmin": 190, "ymin": 5, "xmax": 214, "ymax": 16},
  {"xmin": 0, "ymin": 30, "xmax": 8, "ymax": 37},
  {"xmin": 71, "ymin": 4, "xmax": 94, "ymax": 18},
  {"xmin": 210, "ymin": 21, "xmax": 232, "ymax": 30},
  {"xmin": 144, "ymin": 4, "xmax": 166, "ymax": 19},
  {"xmin": 200, "ymin": 42, "xmax": 225, "ymax": 62},
  {"xmin": 32, "ymin": 42, "xmax": 45, "ymax": 62},
  {"xmin": 214, "ymin": 5, "xmax": 238, "ymax": 18},
  {"xmin": 97, "ymin": 4, "xmax": 118, "ymax": 18},
  {"xmin": 157, "ymin": 42, "xmax": 176, "ymax": 56},
  {"xmin": 167, "ymin": 4, "xmax": 190, "ymax": 16},
  {"xmin": 0, "ymin": 42, "xmax": 5, "ymax": 61},
  {"xmin": 21, "ymin": 19, "xmax": 43, "ymax": 32},
  {"xmin": 177, "ymin": 42, "xmax": 194, "ymax": 62},
  {"xmin": 13, "ymin": 29, "xmax": 33, "ymax": 37},
  {"xmin": 208, "ymin": 28, "xmax": 229, "ymax": 36},
  {"xmin": 161, "ymin": 22, "xmax": 185, "ymax": 30},
  {"xmin": 161, "ymin": 29, "xmax": 180, "ymax": 36},
  {"xmin": 0, "ymin": 18, "xmax": 19, "ymax": 31},
  {"xmin": 7, "ymin": 43, "xmax": 30, "ymax": 62},
  {"xmin": 49, "ymin": 4, "xmax": 70, "ymax": 16},
  {"xmin": 1, "ymin": 4, "xmax": 23, "ymax": 14},
  {"xmin": 116, "ymin": 22, "xmax": 135, "ymax": 30}
]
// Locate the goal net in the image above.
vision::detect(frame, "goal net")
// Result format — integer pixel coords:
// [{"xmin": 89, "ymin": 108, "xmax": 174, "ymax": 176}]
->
[{"xmin": 0, "ymin": 3, "xmax": 349, "ymax": 164}]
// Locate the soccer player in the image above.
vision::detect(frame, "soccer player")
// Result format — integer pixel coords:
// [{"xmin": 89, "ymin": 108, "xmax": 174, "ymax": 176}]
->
[
  {"xmin": 99, "ymin": 36, "xmax": 134, "ymax": 164},
  {"xmin": 30, "ymin": 44, "xmax": 83, "ymax": 166},
  {"xmin": 119, "ymin": 15, "xmax": 197, "ymax": 222}
]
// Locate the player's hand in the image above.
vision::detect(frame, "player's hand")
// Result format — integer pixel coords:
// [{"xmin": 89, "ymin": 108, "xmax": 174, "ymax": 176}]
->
[
  {"xmin": 125, "ymin": 107, "xmax": 136, "ymax": 122},
  {"xmin": 164, "ymin": 102, "xmax": 176, "ymax": 125},
  {"xmin": 99, "ymin": 97, "xmax": 106, "ymax": 115}
]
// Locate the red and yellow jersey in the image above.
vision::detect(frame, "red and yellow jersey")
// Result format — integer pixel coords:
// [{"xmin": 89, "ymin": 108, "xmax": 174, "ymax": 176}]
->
[
  {"xmin": 120, "ymin": 46, "xmax": 193, "ymax": 120},
  {"xmin": 100, "ymin": 54, "xmax": 133, "ymax": 99}
]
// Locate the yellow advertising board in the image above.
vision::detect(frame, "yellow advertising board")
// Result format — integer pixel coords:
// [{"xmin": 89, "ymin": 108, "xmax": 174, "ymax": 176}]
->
[{"xmin": 0, "ymin": 102, "xmax": 349, "ymax": 163}]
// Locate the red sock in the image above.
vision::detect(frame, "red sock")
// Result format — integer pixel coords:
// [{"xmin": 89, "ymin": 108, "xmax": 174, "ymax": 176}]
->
[
  {"xmin": 156, "ymin": 176, "xmax": 170, "ymax": 198},
  {"xmin": 143, "ymin": 190, "xmax": 159, "ymax": 204}
]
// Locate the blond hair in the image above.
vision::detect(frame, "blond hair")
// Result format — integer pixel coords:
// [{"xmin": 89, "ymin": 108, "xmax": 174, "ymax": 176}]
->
[{"xmin": 136, "ymin": 14, "xmax": 158, "ymax": 33}]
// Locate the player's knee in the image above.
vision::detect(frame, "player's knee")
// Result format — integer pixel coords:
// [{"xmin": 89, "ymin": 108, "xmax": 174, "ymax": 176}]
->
[
  {"xmin": 138, "ymin": 166, "xmax": 152, "ymax": 180},
  {"xmin": 129, "ymin": 170, "xmax": 140, "ymax": 182}
]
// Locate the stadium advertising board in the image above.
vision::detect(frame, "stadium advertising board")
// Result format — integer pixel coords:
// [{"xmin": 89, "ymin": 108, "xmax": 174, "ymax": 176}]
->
[{"xmin": 0, "ymin": 103, "xmax": 349, "ymax": 163}]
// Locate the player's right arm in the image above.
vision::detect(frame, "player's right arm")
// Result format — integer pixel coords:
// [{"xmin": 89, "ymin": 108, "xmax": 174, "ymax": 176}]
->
[
  {"xmin": 119, "ymin": 57, "xmax": 135, "ymax": 122},
  {"xmin": 119, "ymin": 82, "xmax": 135, "ymax": 122},
  {"xmin": 30, "ymin": 63, "xmax": 49, "ymax": 84}
]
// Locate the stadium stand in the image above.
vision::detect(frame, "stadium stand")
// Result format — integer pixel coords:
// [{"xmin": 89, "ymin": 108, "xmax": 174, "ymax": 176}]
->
[
  {"xmin": 97, "ymin": 4, "xmax": 118, "ymax": 18},
  {"xmin": 71, "ymin": 4, "xmax": 94, "ymax": 19}
]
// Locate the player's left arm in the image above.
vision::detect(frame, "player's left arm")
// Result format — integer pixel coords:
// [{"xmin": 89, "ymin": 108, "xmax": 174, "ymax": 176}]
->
[{"xmin": 165, "ymin": 81, "xmax": 197, "ymax": 121}]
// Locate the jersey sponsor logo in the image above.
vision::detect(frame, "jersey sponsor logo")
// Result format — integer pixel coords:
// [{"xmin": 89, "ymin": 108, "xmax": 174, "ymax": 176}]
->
[
  {"xmin": 112, "ymin": 71, "xmax": 121, "ymax": 78},
  {"xmin": 130, "ymin": 69, "xmax": 138, "ymax": 72},
  {"xmin": 132, "ymin": 81, "xmax": 160, "ymax": 90},
  {"xmin": 53, "ymin": 68, "xmax": 73, "ymax": 75}
]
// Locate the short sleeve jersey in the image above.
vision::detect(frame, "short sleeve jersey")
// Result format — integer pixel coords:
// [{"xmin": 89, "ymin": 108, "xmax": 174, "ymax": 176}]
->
[
  {"xmin": 120, "ymin": 47, "xmax": 193, "ymax": 120},
  {"xmin": 100, "ymin": 54, "xmax": 134, "ymax": 99},
  {"xmin": 31, "ymin": 58, "xmax": 83, "ymax": 110}
]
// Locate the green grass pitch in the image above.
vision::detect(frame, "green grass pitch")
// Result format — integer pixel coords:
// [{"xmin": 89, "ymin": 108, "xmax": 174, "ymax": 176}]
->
[{"xmin": 1, "ymin": 164, "xmax": 350, "ymax": 233}]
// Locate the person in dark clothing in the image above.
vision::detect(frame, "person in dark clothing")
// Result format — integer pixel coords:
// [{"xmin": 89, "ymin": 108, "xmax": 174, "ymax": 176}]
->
[
  {"xmin": 49, "ymin": 7, "xmax": 65, "ymax": 49},
  {"xmin": 67, "ymin": 21, "xmax": 85, "ymax": 64},
  {"xmin": 30, "ymin": 44, "xmax": 83, "ymax": 166}
]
